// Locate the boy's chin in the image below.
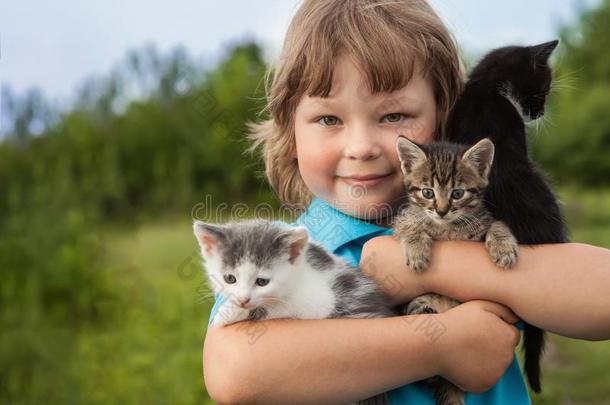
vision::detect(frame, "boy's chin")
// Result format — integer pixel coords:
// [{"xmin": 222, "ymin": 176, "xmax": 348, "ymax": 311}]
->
[{"xmin": 333, "ymin": 195, "xmax": 397, "ymax": 220}]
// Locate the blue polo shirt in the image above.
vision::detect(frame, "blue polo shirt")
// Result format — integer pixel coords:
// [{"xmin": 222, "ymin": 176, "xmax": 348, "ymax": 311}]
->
[{"xmin": 207, "ymin": 197, "xmax": 531, "ymax": 404}]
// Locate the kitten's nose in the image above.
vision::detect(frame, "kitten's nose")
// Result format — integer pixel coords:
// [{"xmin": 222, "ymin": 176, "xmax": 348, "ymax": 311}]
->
[
  {"xmin": 436, "ymin": 209, "xmax": 448, "ymax": 218},
  {"xmin": 239, "ymin": 297, "xmax": 251, "ymax": 307}
]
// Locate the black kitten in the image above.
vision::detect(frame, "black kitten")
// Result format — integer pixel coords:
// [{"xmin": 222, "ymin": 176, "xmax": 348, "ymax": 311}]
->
[{"xmin": 447, "ymin": 40, "xmax": 566, "ymax": 394}]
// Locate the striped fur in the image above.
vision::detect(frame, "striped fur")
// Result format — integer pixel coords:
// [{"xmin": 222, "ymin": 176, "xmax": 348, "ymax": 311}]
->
[{"xmin": 394, "ymin": 138, "xmax": 519, "ymax": 405}]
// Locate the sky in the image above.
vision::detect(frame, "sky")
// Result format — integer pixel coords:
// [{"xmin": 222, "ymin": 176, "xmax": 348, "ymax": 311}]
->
[{"xmin": 0, "ymin": 0, "xmax": 600, "ymax": 104}]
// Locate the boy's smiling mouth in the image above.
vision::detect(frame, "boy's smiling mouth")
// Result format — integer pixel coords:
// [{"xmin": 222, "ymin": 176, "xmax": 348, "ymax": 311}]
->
[{"xmin": 339, "ymin": 172, "xmax": 393, "ymax": 187}]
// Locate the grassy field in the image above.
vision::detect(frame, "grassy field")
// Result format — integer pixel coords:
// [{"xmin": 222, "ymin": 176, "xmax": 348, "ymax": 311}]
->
[
  {"xmin": 77, "ymin": 216, "xmax": 215, "ymax": 404},
  {"xmin": 531, "ymin": 188, "xmax": 610, "ymax": 404},
  {"xmin": 95, "ymin": 190, "xmax": 610, "ymax": 404}
]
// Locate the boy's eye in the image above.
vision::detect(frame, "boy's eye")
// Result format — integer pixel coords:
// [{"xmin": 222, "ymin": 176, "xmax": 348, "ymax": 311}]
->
[
  {"xmin": 382, "ymin": 113, "xmax": 405, "ymax": 123},
  {"xmin": 451, "ymin": 189, "xmax": 465, "ymax": 200},
  {"xmin": 224, "ymin": 274, "xmax": 236, "ymax": 284},
  {"xmin": 422, "ymin": 188, "xmax": 435, "ymax": 199},
  {"xmin": 318, "ymin": 116, "xmax": 339, "ymax": 126},
  {"xmin": 255, "ymin": 278, "xmax": 269, "ymax": 287}
]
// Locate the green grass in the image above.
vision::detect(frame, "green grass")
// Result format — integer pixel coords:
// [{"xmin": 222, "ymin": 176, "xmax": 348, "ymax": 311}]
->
[
  {"xmin": 559, "ymin": 187, "xmax": 610, "ymax": 248},
  {"xmin": 534, "ymin": 336, "xmax": 610, "ymax": 405},
  {"xmin": 72, "ymin": 216, "xmax": 216, "ymax": 404},
  {"xmin": 530, "ymin": 188, "xmax": 610, "ymax": 404},
  {"xmin": 92, "ymin": 189, "xmax": 610, "ymax": 404}
]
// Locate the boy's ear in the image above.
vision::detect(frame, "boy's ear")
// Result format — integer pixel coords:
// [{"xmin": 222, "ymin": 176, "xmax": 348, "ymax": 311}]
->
[
  {"xmin": 462, "ymin": 138, "xmax": 495, "ymax": 180},
  {"xmin": 396, "ymin": 136, "xmax": 427, "ymax": 175},
  {"xmin": 193, "ymin": 221, "xmax": 227, "ymax": 258}
]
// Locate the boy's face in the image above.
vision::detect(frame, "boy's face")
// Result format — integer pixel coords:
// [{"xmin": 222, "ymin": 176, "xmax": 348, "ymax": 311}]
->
[{"xmin": 294, "ymin": 53, "xmax": 437, "ymax": 224}]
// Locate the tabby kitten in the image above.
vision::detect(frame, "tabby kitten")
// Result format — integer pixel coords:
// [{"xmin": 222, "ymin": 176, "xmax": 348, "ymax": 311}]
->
[
  {"xmin": 393, "ymin": 137, "xmax": 519, "ymax": 405},
  {"xmin": 447, "ymin": 40, "xmax": 564, "ymax": 393}
]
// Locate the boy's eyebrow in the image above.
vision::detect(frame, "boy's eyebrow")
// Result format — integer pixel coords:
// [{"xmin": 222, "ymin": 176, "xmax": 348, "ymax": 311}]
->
[
  {"xmin": 306, "ymin": 94, "xmax": 421, "ymax": 110},
  {"xmin": 373, "ymin": 95, "xmax": 421, "ymax": 110}
]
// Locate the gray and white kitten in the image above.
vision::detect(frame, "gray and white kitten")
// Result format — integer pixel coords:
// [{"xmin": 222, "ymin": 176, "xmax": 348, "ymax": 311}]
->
[
  {"xmin": 193, "ymin": 218, "xmax": 396, "ymax": 324},
  {"xmin": 393, "ymin": 137, "xmax": 519, "ymax": 405},
  {"xmin": 194, "ymin": 219, "xmax": 396, "ymax": 405}
]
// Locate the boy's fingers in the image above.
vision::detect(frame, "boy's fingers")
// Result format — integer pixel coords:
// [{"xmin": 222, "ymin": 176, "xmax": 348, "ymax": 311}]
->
[
  {"xmin": 512, "ymin": 326, "xmax": 522, "ymax": 347},
  {"xmin": 471, "ymin": 300, "xmax": 520, "ymax": 324}
]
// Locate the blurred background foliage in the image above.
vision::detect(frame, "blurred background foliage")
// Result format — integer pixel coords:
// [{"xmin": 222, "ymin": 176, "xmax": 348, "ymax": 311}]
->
[{"xmin": 1, "ymin": 1, "xmax": 609, "ymax": 404}]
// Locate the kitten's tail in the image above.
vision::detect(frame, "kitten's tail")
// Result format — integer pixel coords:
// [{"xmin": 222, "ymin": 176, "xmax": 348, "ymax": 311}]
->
[{"xmin": 523, "ymin": 324, "xmax": 546, "ymax": 393}]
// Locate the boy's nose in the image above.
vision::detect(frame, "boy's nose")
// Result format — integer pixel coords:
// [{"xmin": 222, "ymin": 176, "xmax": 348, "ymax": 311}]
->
[{"xmin": 344, "ymin": 127, "xmax": 382, "ymax": 160}]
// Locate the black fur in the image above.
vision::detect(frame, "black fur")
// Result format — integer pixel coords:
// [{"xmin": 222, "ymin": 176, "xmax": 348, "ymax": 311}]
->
[{"xmin": 447, "ymin": 40, "xmax": 566, "ymax": 394}]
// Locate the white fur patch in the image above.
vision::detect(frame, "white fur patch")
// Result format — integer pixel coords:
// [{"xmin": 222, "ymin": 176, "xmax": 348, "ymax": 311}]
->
[{"xmin": 500, "ymin": 83, "xmax": 532, "ymax": 123}]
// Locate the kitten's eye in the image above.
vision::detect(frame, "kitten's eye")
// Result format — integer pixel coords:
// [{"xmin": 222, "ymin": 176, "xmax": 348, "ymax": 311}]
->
[
  {"xmin": 317, "ymin": 116, "xmax": 339, "ymax": 126},
  {"xmin": 223, "ymin": 274, "xmax": 236, "ymax": 284},
  {"xmin": 422, "ymin": 188, "xmax": 435, "ymax": 199},
  {"xmin": 382, "ymin": 113, "xmax": 405, "ymax": 123},
  {"xmin": 451, "ymin": 189, "xmax": 465, "ymax": 200},
  {"xmin": 255, "ymin": 278, "xmax": 269, "ymax": 287}
]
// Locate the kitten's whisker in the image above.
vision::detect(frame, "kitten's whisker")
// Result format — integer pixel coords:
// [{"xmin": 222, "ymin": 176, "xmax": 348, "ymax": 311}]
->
[
  {"xmin": 483, "ymin": 198, "xmax": 499, "ymax": 210},
  {"xmin": 196, "ymin": 291, "xmax": 220, "ymax": 305},
  {"xmin": 458, "ymin": 217, "xmax": 478, "ymax": 235},
  {"xmin": 457, "ymin": 213, "xmax": 483, "ymax": 235},
  {"xmin": 550, "ymin": 69, "xmax": 582, "ymax": 94},
  {"xmin": 544, "ymin": 113, "xmax": 556, "ymax": 130}
]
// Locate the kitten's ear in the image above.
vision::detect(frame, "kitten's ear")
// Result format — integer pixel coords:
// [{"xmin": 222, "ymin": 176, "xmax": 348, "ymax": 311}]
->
[
  {"xmin": 193, "ymin": 221, "xmax": 227, "ymax": 258},
  {"xmin": 462, "ymin": 138, "xmax": 495, "ymax": 180},
  {"xmin": 396, "ymin": 136, "xmax": 427, "ymax": 175},
  {"xmin": 530, "ymin": 40, "xmax": 558, "ymax": 64},
  {"xmin": 279, "ymin": 226, "xmax": 309, "ymax": 264}
]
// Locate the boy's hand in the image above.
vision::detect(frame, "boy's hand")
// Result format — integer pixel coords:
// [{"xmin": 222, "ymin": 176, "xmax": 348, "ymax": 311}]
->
[{"xmin": 434, "ymin": 300, "xmax": 521, "ymax": 393}]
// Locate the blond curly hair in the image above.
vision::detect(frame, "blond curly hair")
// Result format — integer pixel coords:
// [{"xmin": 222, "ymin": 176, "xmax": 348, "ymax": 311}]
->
[{"xmin": 248, "ymin": 0, "xmax": 464, "ymax": 209}]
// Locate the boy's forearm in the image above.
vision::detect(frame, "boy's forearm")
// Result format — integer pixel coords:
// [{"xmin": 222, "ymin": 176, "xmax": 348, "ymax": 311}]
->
[
  {"xmin": 361, "ymin": 236, "xmax": 610, "ymax": 340},
  {"xmin": 204, "ymin": 315, "xmax": 440, "ymax": 404}
]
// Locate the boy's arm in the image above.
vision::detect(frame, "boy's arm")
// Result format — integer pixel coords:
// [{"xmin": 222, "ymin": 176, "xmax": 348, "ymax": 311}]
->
[
  {"xmin": 204, "ymin": 304, "xmax": 520, "ymax": 405},
  {"xmin": 361, "ymin": 236, "xmax": 610, "ymax": 341}
]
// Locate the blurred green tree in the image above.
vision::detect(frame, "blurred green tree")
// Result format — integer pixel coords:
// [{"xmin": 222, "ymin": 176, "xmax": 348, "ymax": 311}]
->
[{"xmin": 532, "ymin": 0, "xmax": 610, "ymax": 186}]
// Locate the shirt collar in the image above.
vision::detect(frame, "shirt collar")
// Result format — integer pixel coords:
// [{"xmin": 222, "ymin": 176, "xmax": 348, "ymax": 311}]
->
[{"xmin": 294, "ymin": 197, "xmax": 393, "ymax": 252}]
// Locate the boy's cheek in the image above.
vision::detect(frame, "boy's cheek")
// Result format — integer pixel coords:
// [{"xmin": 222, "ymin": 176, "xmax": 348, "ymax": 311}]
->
[{"xmin": 296, "ymin": 157, "xmax": 334, "ymax": 193}]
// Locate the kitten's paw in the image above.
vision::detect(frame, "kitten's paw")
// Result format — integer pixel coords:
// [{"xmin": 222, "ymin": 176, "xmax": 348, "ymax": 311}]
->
[
  {"xmin": 406, "ymin": 251, "xmax": 431, "ymax": 273},
  {"xmin": 487, "ymin": 241, "xmax": 518, "ymax": 269},
  {"xmin": 433, "ymin": 380, "xmax": 465, "ymax": 405},
  {"xmin": 485, "ymin": 221, "xmax": 519, "ymax": 269},
  {"xmin": 212, "ymin": 304, "xmax": 248, "ymax": 326},
  {"xmin": 406, "ymin": 296, "xmax": 438, "ymax": 315},
  {"xmin": 405, "ymin": 243, "xmax": 432, "ymax": 273},
  {"xmin": 407, "ymin": 303, "xmax": 437, "ymax": 315},
  {"xmin": 210, "ymin": 314, "xmax": 229, "ymax": 327}
]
